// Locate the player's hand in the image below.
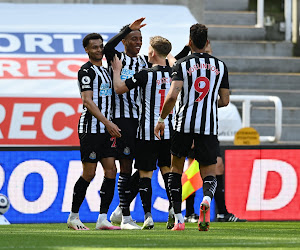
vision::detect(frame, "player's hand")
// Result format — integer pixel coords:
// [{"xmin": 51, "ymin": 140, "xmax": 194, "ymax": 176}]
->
[
  {"xmin": 111, "ymin": 55, "xmax": 122, "ymax": 73},
  {"xmin": 154, "ymin": 122, "xmax": 165, "ymax": 140},
  {"xmin": 106, "ymin": 121, "xmax": 121, "ymax": 138},
  {"xmin": 129, "ymin": 17, "xmax": 146, "ymax": 31},
  {"xmin": 191, "ymin": 140, "xmax": 194, "ymax": 149}
]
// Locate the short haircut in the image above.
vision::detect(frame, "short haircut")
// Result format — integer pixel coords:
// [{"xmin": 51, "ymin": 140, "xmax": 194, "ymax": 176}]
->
[
  {"xmin": 120, "ymin": 24, "xmax": 141, "ymax": 38},
  {"xmin": 149, "ymin": 36, "xmax": 172, "ymax": 57},
  {"xmin": 190, "ymin": 24, "xmax": 208, "ymax": 49},
  {"xmin": 120, "ymin": 24, "xmax": 130, "ymax": 33},
  {"xmin": 82, "ymin": 33, "xmax": 103, "ymax": 48}
]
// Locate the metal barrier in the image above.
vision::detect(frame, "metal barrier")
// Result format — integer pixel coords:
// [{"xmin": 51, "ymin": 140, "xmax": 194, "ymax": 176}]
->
[
  {"xmin": 256, "ymin": 0, "xmax": 292, "ymax": 41},
  {"xmin": 218, "ymin": 95, "xmax": 282, "ymax": 143}
]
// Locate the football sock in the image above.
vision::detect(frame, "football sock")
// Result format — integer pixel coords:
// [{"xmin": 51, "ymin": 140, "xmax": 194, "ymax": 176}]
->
[
  {"xmin": 71, "ymin": 176, "xmax": 90, "ymax": 213},
  {"xmin": 144, "ymin": 212, "xmax": 152, "ymax": 220},
  {"xmin": 215, "ymin": 174, "xmax": 228, "ymax": 214},
  {"xmin": 139, "ymin": 177, "xmax": 152, "ymax": 214},
  {"xmin": 168, "ymin": 173, "xmax": 182, "ymax": 214},
  {"xmin": 202, "ymin": 175, "xmax": 217, "ymax": 201},
  {"xmin": 162, "ymin": 172, "xmax": 172, "ymax": 210},
  {"xmin": 169, "ymin": 207, "xmax": 174, "ymax": 215},
  {"xmin": 98, "ymin": 213, "xmax": 107, "ymax": 222},
  {"xmin": 100, "ymin": 177, "xmax": 115, "ymax": 214},
  {"xmin": 118, "ymin": 173, "xmax": 131, "ymax": 216},
  {"xmin": 128, "ymin": 170, "xmax": 140, "ymax": 203},
  {"xmin": 185, "ymin": 192, "xmax": 196, "ymax": 217},
  {"xmin": 203, "ymin": 196, "xmax": 212, "ymax": 206},
  {"xmin": 174, "ymin": 213, "xmax": 184, "ymax": 224},
  {"xmin": 122, "ymin": 215, "xmax": 132, "ymax": 223},
  {"xmin": 69, "ymin": 212, "xmax": 79, "ymax": 220}
]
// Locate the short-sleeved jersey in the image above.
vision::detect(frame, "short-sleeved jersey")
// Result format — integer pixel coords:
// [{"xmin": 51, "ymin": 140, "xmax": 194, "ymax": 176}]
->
[
  {"xmin": 111, "ymin": 52, "xmax": 150, "ymax": 119},
  {"xmin": 125, "ymin": 65, "xmax": 173, "ymax": 141},
  {"xmin": 77, "ymin": 61, "xmax": 112, "ymax": 134},
  {"xmin": 172, "ymin": 53, "xmax": 229, "ymax": 135}
]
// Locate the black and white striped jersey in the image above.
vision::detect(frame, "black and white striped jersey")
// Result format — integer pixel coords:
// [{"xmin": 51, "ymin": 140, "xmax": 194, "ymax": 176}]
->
[
  {"xmin": 172, "ymin": 53, "xmax": 229, "ymax": 135},
  {"xmin": 125, "ymin": 65, "xmax": 173, "ymax": 141},
  {"xmin": 77, "ymin": 61, "xmax": 112, "ymax": 134},
  {"xmin": 111, "ymin": 52, "xmax": 150, "ymax": 119}
]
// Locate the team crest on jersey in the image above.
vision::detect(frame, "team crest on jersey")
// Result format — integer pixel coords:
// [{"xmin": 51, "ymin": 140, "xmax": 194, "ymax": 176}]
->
[
  {"xmin": 123, "ymin": 147, "xmax": 130, "ymax": 155},
  {"xmin": 82, "ymin": 76, "xmax": 91, "ymax": 85},
  {"xmin": 89, "ymin": 151, "xmax": 96, "ymax": 160}
]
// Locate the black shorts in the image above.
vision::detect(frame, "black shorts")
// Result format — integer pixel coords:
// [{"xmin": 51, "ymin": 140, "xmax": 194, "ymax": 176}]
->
[
  {"xmin": 112, "ymin": 118, "xmax": 138, "ymax": 160},
  {"xmin": 134, "ymin": 139, "xmax": 171, "ymax": 171},
  {"xmin": 79, "ymin": 133, "xmax": 117, "ymax": 163},
  {"xmin": 187, "ymin": 139, "xmax": 221, "ymax": 159},
  {"xmin": 171, "ymin": 131, "xmax": 218, "ymax": 165}
]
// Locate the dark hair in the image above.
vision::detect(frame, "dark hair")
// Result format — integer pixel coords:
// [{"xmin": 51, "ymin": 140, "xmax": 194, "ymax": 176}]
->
[
  {"xmin": 190, "ymin": 24, "xmax": 208, "ymax": 49},
  {"xmin": 82, "ymin": 33, "xmax": 103, "ymax": 48},
  {"xmin": 120, "ymin": 24, "xmax": 141, "ymax": 37},
  {"xmin": 120, "ymin": 24, "xmax": 130, "ymax": 33},
  {"xmin": 150, "ymin": 36, "xmax": 172, "ymax": 57}
]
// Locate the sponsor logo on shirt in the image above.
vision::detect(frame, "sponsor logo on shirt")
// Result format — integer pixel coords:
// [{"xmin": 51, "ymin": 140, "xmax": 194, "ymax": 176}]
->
[
  {"xmin": 120, "ymin": 68, "xmax": 135, "ymax": 80},
  {"xmin": 99, "ymin": 83, "xmax": 112, "ymax": 96}
]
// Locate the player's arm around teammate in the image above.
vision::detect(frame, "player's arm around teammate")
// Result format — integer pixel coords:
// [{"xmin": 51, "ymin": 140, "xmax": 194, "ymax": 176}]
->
[
  {"xmin": 104, "ymin": 17, "xmax": 148, "ymax": 230},
  {"xmin": 111, "ymin": 36, "xmax": 175, "ymax": 230}
]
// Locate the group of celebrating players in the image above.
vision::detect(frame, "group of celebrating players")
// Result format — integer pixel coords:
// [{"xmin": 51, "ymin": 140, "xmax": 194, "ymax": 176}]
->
[{"xmin": 67, "ymin": 17, "xmax": 230, "ymax": 231}]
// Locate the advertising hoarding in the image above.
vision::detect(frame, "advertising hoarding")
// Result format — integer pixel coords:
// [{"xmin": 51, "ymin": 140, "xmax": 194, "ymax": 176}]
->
[
  {"xmin": 0, "ymin": 147, "xmax": 211, "ymax": 223},
  {"xmin": 224, "ymin": 146, "xmax": 300, "ymax": 221}
]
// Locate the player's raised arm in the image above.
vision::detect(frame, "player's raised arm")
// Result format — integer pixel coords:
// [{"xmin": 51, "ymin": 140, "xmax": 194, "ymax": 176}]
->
[
  {"xmin": 129, "ymin": 17, "xmax": 146, "ymax": 30},
  {"xmin": 167, "ymin": 44, "xmax": 190, "ymax": 67}
]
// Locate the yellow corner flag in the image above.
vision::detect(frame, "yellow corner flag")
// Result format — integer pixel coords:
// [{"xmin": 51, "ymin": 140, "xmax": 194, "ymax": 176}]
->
[{"xmin": 181, "ymin": 159, "xmax": 203, "ymax": 201}]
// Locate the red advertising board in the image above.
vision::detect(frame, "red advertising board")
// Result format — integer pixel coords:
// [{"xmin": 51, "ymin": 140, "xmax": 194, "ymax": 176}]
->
[
  {"xmin": 225, "ymin": 148, "xmax": 300, "ymax": 220},
  {"xmin": 0, "ymin": 57, "xmax": 86, "ymax": 79},
  {"xmin": 0, "ymin": 97, "xmax": 82, "ymax": 146}
]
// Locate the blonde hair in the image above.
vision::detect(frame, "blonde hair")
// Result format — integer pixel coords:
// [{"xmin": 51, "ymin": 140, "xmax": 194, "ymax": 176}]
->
[{"xmin": 149, "ymin": 36, "xmax": 172, "ymax": 57}]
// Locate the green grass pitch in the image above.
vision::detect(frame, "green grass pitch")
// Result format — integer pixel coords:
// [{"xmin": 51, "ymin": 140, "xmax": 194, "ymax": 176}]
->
[{"xmin": 0, "ymin": 222, "xmax": 299, "ymax": 249}]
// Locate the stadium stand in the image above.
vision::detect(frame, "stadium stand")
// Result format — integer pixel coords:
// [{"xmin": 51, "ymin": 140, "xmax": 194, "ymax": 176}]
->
[{"xmin": 204, "ymin": 0, "xmax": 300, "ymax": 144}]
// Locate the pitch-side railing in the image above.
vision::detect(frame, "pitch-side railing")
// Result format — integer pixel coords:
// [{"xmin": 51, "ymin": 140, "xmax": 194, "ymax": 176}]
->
[{"xmin": 218, "ymin": 95, "xmax": 282, "ymax": 143}]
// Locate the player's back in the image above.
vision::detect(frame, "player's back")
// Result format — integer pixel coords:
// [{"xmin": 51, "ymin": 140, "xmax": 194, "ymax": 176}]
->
[
  {"xmin": 172, "ymin": 52, "xmax": 229, "ymax": 135},
  {"xmin": 137, "ymin": 65, "xmax": 173, "ymax": 141}
]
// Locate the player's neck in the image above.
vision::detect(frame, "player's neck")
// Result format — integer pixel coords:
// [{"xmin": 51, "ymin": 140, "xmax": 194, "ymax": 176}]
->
[
  {"xmin": 152, "ymin": 57, "xmax": 166, "ymax": 67},
  {"xmin": 190, "ymin": 43, "xmax": 205, "ymax": 54},
  {"xmin": 191, "ymin": 48, "xmax": 205, "ymax": 54},
  {"xmin": 90, "ymin": 59, "xmax": 102, "ymax": 67},
  {"xmin": 125, "ymin": 51, "xmax": 138, "ymax": 58}
]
